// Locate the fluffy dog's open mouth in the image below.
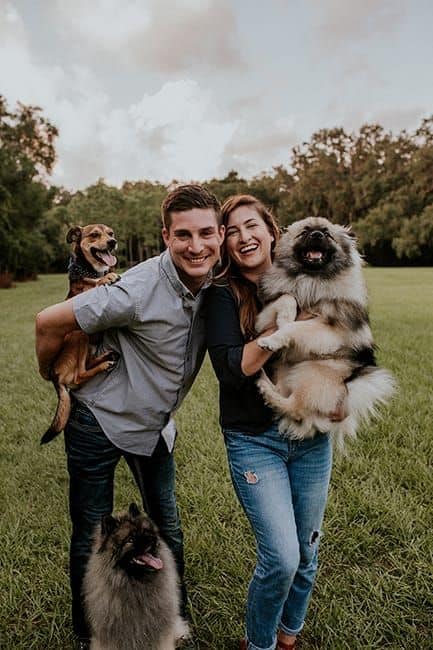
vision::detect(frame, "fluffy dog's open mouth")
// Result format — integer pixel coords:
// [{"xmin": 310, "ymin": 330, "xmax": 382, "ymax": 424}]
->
[
  {"xmin": 304, "ymin": 250, "xmax": 325, "ymax": 263},
  {"xmin": 91, "ymin": 247, "xmax": 117, "ymax": 267},
  {"xmin": 132, "ymin": 551, "xmax": 163, "ymax": 571}
]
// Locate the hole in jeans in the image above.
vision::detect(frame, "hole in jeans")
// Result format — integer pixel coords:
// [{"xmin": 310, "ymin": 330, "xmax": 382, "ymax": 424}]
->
[
  {"xmin": 243, "ymin": 471, "xmax": 259, "ymax": 484},
  {"xmin": 309, "ymin": 530, "xmax": 320, "ymax": 546}
]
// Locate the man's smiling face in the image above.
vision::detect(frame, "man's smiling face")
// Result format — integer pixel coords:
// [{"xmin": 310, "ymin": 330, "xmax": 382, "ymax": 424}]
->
[{"xmin": 162, "ymin": 207, "xmax": 224, "ymax": 293}]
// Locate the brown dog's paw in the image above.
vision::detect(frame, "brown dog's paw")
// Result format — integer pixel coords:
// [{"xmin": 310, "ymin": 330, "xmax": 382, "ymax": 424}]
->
[{"xmin": 97, "ymin": 273, "xmax": 121, "ymax": 287}]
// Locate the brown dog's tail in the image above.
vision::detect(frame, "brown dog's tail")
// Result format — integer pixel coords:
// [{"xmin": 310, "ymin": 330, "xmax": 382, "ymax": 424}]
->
[{"xmin": 40, "ymin": 381, "xmax": 71, "ymax": 444}]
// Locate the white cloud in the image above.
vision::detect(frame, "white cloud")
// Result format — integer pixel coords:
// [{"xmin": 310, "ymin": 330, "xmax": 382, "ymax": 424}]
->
[
  {"xmin": 55, "ymin": 0, "xmax": 152, "ymax": 50},
  {"xmin": 42, "ymin": 78, "xmax": 239, "ymax": 187},
  {"xmin": 221, "ymin": 117, "xmax": 298, "ymax": 177},
  {"xmin": 94, "ymin": 81, "xmax": 239, "ymax": 185},
  {"xmin": 311, "ymin": 0, "xmax": 408, "ymax": 46},
  {"xmin": 53, "ymin": 0, "xmax": 243, "ymax": 72},
  {"xmin": 0, "ymin": 3, "xmax": 239, "ymax": 188}
]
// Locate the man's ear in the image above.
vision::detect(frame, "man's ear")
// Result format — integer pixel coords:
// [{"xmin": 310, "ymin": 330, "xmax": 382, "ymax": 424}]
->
[
  {"xmin": 218, "ymin": 225, "xmax": 225, "ymax": 245},
  {"xmin": 161, "ymin": 227, "xmax": 170, "ymax": 248}
]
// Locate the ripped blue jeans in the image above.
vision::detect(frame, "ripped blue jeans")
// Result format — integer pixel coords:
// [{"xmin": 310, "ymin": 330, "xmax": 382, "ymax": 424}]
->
[{"xmin": 224, "ymin": 424, "xmax": 332, "ymax": 650}]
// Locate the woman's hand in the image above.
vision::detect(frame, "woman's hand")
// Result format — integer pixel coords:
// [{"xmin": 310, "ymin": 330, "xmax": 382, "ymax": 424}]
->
[{"xmin": 241, "ymin": 325, "xmax": 277, "ymax": 377}]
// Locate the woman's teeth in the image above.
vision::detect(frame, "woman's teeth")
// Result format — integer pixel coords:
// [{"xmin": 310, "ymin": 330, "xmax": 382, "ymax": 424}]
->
[{"xmin": 240, "ymin": 244, "xmax": 258, "ymax": 254}]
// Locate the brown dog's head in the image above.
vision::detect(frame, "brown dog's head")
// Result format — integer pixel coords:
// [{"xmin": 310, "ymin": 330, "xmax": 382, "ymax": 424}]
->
[{"xmin": 66, "ymin": 224, "xmax": 117, "ymax": 272}]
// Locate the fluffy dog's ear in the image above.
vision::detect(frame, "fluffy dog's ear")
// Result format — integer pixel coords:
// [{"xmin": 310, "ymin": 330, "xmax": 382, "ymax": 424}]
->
[
  {"xmin": 66, "ymin": 226, "xmax": 82, "ymax": 243},
  {"xmin": 341, "ymin": 224, "xmax": 356, "ymax": 239},
  {"xmin": 101, "ymin": 514, "xmax": 119, "ymax": 537},
  {"xmin": 128, "ymin": 503, "xmax": 141, "ymax": 519}
]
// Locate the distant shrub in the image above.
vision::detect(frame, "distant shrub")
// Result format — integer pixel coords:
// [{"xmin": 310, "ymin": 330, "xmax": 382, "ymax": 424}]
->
[{"xmin": 0, "ymin": 272, "xmax": 15, "ymax": 289}]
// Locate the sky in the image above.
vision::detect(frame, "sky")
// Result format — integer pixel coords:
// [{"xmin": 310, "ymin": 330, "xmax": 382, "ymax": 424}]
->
[{"xmin": 1, "ymin": 0, "xmax": 432, "ymax": 190}]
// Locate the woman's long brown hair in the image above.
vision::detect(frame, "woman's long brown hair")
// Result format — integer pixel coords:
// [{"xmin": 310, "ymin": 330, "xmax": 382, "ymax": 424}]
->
[{"xmin": 216, "ymin": 195, "xmax": 280, "ymax": 341}]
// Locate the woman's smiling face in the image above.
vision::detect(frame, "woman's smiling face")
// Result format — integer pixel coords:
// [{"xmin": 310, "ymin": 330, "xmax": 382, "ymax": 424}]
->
[{"xmin": 225, "ymin": 205, "xmax": 274, "ymax": 276}]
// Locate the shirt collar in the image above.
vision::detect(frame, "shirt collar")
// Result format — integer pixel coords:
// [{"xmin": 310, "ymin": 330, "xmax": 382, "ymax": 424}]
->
[{"xmin": 160, "ymin": 249, "xmax": 212, "ymax": 299}]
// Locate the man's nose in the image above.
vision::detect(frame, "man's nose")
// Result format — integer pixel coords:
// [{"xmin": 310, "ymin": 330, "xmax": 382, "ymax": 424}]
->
[{"xmin": 188, "ymin": 235, "xmax": 204, "ymax": 253}]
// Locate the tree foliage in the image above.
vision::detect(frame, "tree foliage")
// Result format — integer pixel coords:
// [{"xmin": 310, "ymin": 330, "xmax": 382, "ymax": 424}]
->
[
  {"xmin": 0, "ymin": 96, "xmax": 58, "ymax": 278},
  {"xmin": 1, "ymin": 96, "xmax": 432, "ymax": 281}
]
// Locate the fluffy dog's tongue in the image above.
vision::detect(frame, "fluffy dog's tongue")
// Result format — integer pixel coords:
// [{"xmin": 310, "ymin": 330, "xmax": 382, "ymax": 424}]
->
[
  {"xmin": 137, "ymin": 553, "xmax": 163, "ymax": 570},
  {"xmin": 99, "ymin": 252, "xmax": 117, "ymax": 267}
]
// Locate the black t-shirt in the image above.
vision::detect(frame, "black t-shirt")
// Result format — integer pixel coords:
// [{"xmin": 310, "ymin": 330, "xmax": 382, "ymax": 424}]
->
[{"xmin": 204, "ymin": 283, "xmax": 275, "ymax": 434}]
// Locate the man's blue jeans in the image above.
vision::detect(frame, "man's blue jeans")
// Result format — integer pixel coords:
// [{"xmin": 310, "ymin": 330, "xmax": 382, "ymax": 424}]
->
[
  {"xmin": 224, "ymin": 425, "xmax": 333, "ymax": 650},
  {"xmin": 64, "ymin": 400, "xmax": 185, "ymax": 640}
]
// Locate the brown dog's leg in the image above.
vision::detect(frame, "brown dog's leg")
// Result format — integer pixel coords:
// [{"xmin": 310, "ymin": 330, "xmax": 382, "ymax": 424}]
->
[
  {"xmin": 86, "ymin": 350, "xmax": 118, "ymax": 370},
  {"xmin": 74, "ymin": 339, "xmax": 117, "ymax": 384}
]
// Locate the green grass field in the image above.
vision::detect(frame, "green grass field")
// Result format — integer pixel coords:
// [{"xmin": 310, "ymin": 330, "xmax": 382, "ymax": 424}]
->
[{"xmin": 1, "ymin": 269, "xmax": 432, "ymax": 649}]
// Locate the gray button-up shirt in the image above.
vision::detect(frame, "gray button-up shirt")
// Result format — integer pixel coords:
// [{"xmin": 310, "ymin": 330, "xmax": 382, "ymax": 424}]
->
[{"xmin": 71, "ymin": 250, "xmax": 208, "ymax": 455}]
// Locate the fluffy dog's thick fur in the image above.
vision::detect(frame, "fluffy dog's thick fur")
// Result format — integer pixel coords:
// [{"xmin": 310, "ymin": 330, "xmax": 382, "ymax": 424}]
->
[
  {"xmin": 41, "ymin": 224, "xmax": 119, "ymax": 444},
  {"xmin": 84, "ymin": 504, "xmax": 189, "ymax": 650},
  {"xmin": 256, "ymin": 216, "xmax": 395, "ymax": 447}
]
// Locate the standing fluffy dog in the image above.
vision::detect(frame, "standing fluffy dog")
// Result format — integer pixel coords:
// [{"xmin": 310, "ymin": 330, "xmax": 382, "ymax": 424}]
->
[
  {"xmin": 256, "ymin": 216, "xmax": 395, "ymax": 446},
  {"xmin": 83, "ymin": 503, "xmax": 189, "ymax": 650}
]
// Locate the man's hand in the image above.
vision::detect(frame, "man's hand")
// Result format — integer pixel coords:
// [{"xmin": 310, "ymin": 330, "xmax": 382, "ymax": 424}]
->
[{"xmin": 35, "ymin": 300, "xmax": 79, "ymax": 380}]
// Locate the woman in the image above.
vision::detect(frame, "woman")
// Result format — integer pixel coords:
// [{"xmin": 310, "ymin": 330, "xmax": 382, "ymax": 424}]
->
[{"xmin": 205, "ymin": 195, "xmax": 333, "ymax": 650}]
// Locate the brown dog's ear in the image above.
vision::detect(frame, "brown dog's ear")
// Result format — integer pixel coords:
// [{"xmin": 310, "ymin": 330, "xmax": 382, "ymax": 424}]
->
[{"xmin": 66, "ymin": 226, "xmax": 82, "ymax": 244}]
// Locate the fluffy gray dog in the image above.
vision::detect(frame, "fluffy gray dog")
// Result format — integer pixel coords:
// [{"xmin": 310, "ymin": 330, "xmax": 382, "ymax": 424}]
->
[
  {"xmin": 83, "ymin": 503, "xmax": 189, "ymax": 650},
  {"xmin": 256, "ymin": 216, "xmax": 395, "ymax": 447}
]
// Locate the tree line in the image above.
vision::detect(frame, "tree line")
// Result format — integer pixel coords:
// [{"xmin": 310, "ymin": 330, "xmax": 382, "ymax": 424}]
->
[{"xmin": 1, "ymin": 96, "xmax": 432, "ymax": 283}]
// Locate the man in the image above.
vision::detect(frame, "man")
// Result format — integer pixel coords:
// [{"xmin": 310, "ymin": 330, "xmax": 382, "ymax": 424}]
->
[{"xmin": 35, "ymin": 184, "xmax": 224, "ymax": 649}]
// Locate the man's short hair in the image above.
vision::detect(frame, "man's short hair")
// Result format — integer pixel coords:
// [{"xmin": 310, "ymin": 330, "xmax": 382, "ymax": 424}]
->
[{"xmin": 161, "ymin": 184, "xmax": 222, "ymax": 230}]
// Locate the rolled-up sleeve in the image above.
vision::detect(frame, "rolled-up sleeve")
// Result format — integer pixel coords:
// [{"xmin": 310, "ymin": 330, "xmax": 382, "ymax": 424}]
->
[
  {"xmin": 73, "ymin": 281, "xmax": 136, "ymax": 334},
  {"xmin": 205, "ymin": 285, "xmax": 248, "ymax": 388}
]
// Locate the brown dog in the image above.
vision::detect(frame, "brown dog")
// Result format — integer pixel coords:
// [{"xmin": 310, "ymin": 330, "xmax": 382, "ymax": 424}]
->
[{"xmin": 41, "ymin": 224, "xmax": 120, "ymax": 444}]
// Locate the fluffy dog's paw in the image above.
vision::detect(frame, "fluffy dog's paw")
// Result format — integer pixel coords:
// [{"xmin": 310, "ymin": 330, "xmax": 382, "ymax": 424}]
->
[
  {"xmin": 257, "ymin": 334, "xmax": 284, "ymax": 352},
  {"xmin": 175, "ymin": 618, "xmax": 192, "ymax": 647},
  {"xmin": 257, "ymin": 336, "xmax": 274, "ymax": 351}
]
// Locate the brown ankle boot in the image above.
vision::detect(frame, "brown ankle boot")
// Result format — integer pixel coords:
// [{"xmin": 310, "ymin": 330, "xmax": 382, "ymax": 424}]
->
[{"xmin": 277, "ymin": 639, "xmax": 296, "ymax": 649}]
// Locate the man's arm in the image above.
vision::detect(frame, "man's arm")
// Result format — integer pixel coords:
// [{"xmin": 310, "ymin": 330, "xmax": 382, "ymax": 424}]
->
[{"xmin": 35, "ymin": 300, "xmax": 79, "ymax": 380}]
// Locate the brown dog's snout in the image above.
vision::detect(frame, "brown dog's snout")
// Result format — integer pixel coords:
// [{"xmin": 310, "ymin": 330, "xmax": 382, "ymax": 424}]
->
[{"xmin": 108, "ymin": 238, "xmax": 117, "ymax": 250}]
